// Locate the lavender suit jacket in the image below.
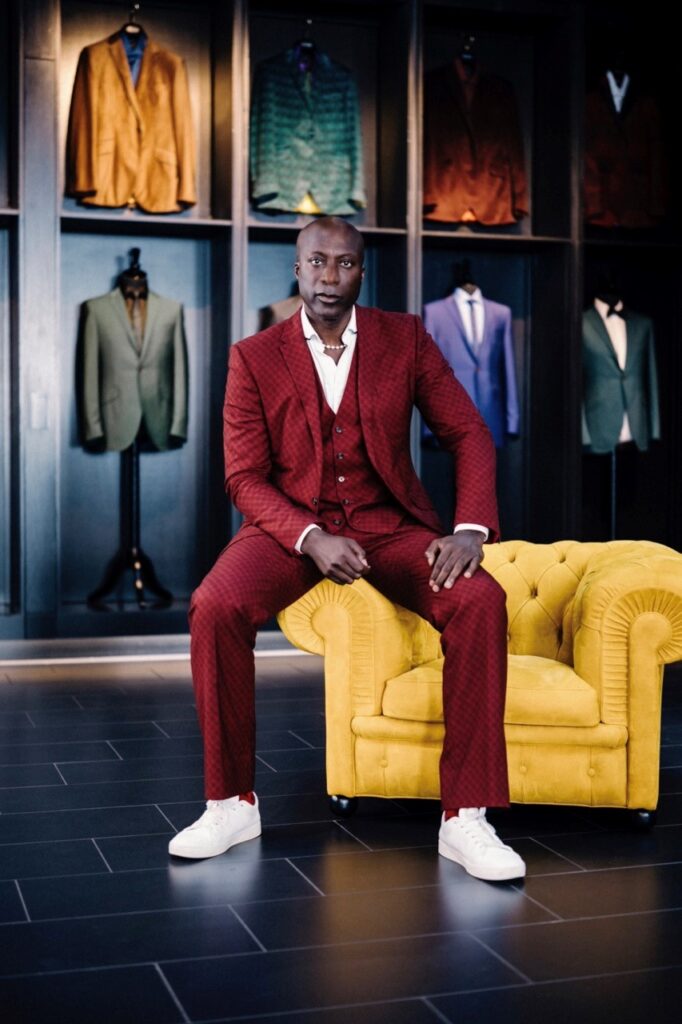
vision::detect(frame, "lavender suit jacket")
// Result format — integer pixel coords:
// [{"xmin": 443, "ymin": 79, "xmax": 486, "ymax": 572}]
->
[{"xmin": 423, "ymin": 295, "xmax": 520, "ymax": 447}]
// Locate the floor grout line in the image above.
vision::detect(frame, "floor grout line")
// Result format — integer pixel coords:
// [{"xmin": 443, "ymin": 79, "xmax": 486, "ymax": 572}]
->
[
  {"xmin": 285, "ymin": 858, "xmax": 326, "ymax": 896},
  {"xmin": 229, "ymin": 905, "xmax": 268, "ymax": 952},
  {"xmin": 151, "ymin": 721, "xmax": 172, "ymax": 739},
  {"xmin": 13, "ymin": 879, "xmax": 31, "ymax": 923},
  {"xmin": 154, "ymin": 963, "xmax": 192, "ymax": 1023},
  {"xmin": 422, "ymin": 996, "xmax": 456, "ymax": 1023},
  {"xmin": 255, "ymin": 754, "xmax": 278, "ymax": 773},
  {"xmin": 287, "ymin": 730, "xmax": 316, "ymax": 749},
  {"xmin": 52, "ymin": 763, "xmax": 69, "ymax": 787},
  {"xmin": 467, "ymin": 931, "xmax": 534, "ymax": 984},
  {"xmin": 91, "ymin": 838, "xmax": 114, "ymax": 874},
  {"xmin": 333, "ymin": 820, "xmax": 374, "ymax": 851},
  {"xmin": 106, "ymin": 742, "xmax": 124, "ymax": 761}
]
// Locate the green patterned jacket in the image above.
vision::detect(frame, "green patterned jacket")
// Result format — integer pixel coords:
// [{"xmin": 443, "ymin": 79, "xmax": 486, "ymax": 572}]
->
[{"xmin": 250, "ymin": 47, "xmax": 366, "ymax": 216}]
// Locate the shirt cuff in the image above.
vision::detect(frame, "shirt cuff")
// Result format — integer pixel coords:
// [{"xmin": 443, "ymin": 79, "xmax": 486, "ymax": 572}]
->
[
  {"xmin": 295, "ymin": 523, "xmax": 322, "ymax": 554},
  {"xmin": 454, "ymin": 523, "xmax": 489, "ymax": 542}
]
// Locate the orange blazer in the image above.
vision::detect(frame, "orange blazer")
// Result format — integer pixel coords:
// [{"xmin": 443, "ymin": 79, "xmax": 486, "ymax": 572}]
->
[
  {"xmin": 66, "ymin": 34, "xmax": 196, "ymax": 214},
  {"xmin": 224, "ymin": 306, "xmax": 500, "ymax": 553},
  {"xmin": 423, "ymin": 64, "xmax": 528, "ymax": 226}
]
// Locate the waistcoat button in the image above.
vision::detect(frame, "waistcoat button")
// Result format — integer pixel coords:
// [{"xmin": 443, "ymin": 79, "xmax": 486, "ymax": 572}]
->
[
  {"xmin": 333, "ymin": 518, "xmax": 342, "ymax": 525},
  {"xmin": 335, "ymin": 426, "xmax": 343, "ymax": 433},
  {"xmin": 338, "ymin": 475, "xmax": 345, "ymax": 483}
]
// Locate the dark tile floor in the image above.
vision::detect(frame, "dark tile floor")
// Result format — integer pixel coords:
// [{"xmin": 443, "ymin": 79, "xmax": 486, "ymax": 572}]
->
[{"xmin": 1, "ymin": 656, "xmax": 682, "ymax": 1023}]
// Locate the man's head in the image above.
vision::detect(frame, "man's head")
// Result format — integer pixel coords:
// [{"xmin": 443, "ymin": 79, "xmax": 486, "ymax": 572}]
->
[{"xmin": 294, "ymin": 217, "xmax": 365, "ymax": 328}]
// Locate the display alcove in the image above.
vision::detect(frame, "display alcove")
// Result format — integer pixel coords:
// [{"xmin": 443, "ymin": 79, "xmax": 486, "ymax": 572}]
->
[{"xmin": 3, "ymin": 0, "xmax": 681, "ymax": 641}]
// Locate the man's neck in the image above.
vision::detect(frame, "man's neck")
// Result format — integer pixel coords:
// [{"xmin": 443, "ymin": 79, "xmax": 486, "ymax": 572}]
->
[{"xmin": 304, "ymin": 306, "xmax": 353, "ymax": 347}]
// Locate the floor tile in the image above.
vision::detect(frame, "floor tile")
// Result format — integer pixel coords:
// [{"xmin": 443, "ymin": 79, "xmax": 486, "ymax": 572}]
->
[
  {"xmin": 536, "ymin": 822, "xmax": 682, "ymax": 869},
  {"xmin": 0, "ymin": 805, "xmax": 172, "ymax": 844},
  {"xmin": 430, "ymin": 968, "xmax": 682, "ymax": 1024},
  {"xmin": 0, "ymin": 775, "xmax": 204, "ymax": 814},
  {"xmin": 255, "ymin": 748, "xmax": 326, "ymax": 773},
  {"xmin": 0, "ymin": 764, "xmax": 65, "ymax": 789},
  {"xmin": 661, "ymin": 745, "xmax": 682, "ymax": 768},
  {"xmin": 0, "ymin": 904, "xmax": 258, "ymax": 978},
  {"xmin": 521, "ymin": 861, "xmax": 682, "ymax": 918},
  {"xmin": 0, "ymin": 964, "xmax": 184, "ymax": 1024},
  {"xmin": 235, "ymin": 877, "xmax": 552, "ymax": 951},
  {"xmin": 217, "ymin": 999, "xmax": 448, "ymax": 1023},
  {"xmin": 290, "ymin": 847, "xmax": 450, "ymax": 894},
  {"xmin": 660, "ymin": 766, "xmax": 682, "ymax": 793},
  {"xmin": 109, "ymin": 735, "xmax": 203, "ymax": 759},
  {"xmin": 20, "ymin": 857, "xmax": 314, "ymax": 920},
  {"xmin": 0, "ymin": 838, "xmax": 106, "ymax": 881},
  {"xmin": 27, "ymin": 704, "xmax": 200, "ymax": 727},
  {"xmin": 0, "ymin": 722, "xmax": 163, "ymax": 745},
  {"xmin": 475, "ymin": 907, "xmax": 682, "ymax": 980},
  {"xmin": 56, "ymin": 754, "xmax": 204, "ymax": 786},
  {"xmin": 162, "ymin": 932, "xmax": 521, "ymax": 1019},
  {"xmin": 0, "ymin": 880, "xmax": 27, "ymax": 923}
]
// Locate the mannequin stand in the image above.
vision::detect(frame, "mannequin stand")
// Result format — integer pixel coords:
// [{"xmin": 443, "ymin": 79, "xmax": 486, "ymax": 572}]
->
[
  {"xmin": 87, "ymin": 440, "xmax": 173, "ymax": 610},
  {"xmin": 610, "ymin": 448, "xmax": 617, "ymax": 541}
]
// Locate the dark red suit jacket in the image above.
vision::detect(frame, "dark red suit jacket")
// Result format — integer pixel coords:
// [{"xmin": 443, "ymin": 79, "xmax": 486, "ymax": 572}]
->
[{"xmin": 223, "ymin": 306, "xmax": 499, "ymax": 552}]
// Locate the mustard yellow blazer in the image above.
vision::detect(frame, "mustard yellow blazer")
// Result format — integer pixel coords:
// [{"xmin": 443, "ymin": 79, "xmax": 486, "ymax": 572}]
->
[{"xmin": 66, "ymin": 33, "xmax": 196, "ymax": 214}]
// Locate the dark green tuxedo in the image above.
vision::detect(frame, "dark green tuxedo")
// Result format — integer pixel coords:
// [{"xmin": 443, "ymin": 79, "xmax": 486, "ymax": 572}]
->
[{"xmin": 582, "ymin": 307, "xmax": 660, "ymax": 454}]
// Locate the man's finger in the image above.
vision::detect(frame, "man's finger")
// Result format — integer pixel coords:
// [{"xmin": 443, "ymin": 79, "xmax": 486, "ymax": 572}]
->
[{"xmin": 424, "ymin": 539, "xmax": 440, "ymax": 566}]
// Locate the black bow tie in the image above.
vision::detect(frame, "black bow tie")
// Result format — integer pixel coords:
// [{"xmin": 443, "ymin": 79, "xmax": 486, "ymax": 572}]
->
[{"xmin": 607, "ymin": 306, "xmax": 626, "ymax": 319}]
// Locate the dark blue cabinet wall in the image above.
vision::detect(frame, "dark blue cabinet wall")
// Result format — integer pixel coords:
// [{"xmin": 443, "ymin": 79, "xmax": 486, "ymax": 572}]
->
[{"xmin": 2, "ymin": 0, "xmax": 681, "ymax": 640}]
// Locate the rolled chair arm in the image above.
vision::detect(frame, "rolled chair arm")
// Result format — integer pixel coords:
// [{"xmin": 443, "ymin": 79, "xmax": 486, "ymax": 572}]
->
[
  {"xmin": 572, "ymin": 550, "xmax": 682, "ymax": 808},
  {"xmin": 278, "ymin": 577, "xmax": 424, "ymax": 798}
]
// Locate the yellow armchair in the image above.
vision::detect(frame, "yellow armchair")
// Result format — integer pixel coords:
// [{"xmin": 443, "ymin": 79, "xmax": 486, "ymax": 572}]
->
[{"xmin": 278, "ymin": 540, "xmax": 682, "ymax": 822}]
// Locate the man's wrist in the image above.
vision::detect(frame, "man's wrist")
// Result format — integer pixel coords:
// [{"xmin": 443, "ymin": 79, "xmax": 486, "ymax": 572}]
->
[{"xmin": 295, "ymin": 524, "xmax": 322, "ymax": 554}]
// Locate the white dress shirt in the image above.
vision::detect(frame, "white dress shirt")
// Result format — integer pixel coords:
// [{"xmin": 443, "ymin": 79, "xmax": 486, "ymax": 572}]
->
[
  {"xmin": 594, "ymin": 297, "xmax": 632, "ymax": 443},
  {"xmin": 454, "ymin": 286, "xmax": 485, "ymax": 349},
  {"xmin": 606, "ymin": 70, "xmax": 630, "ymax": 114},
  {"xmin": 294, "ymin": 306, "xmax": 488, "ymax": 551}
]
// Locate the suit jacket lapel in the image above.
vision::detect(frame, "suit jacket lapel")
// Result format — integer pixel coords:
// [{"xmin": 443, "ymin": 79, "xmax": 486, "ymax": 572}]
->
[
  {"xmin": 355, "ymin": 306, "xmax": 396, "ymax": 465},
  {"xmin": 107, "ymin": 35, "xmax": 143, "ymax": 125},
  {"xmin": 279, "ymin": 313, "xmax": 323, "ymax": 469},
  {"xmin": 109, "ymin": 289, "xmax": 140, "ymax": 354},
  {"xmin": 585, "ymin": 307, "xmax": 620, "ymax": 367},
  {"xmin": 140, "ymin": 292, "xmax": 159, "ymax": 360}
]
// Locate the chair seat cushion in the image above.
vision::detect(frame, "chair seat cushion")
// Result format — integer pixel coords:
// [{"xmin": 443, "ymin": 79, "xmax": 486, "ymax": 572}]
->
[{"xmin": 382, "ymin": 654, "xmax": 600, "ymax": 728}]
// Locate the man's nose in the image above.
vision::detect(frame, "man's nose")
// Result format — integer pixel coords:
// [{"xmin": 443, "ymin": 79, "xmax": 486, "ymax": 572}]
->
[{"xmin": 322, "ymin": 262, "xmax": 340, "ymax": 285}]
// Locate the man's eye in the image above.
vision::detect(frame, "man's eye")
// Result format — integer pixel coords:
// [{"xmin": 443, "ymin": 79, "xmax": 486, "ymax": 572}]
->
[
  {"xmin": 340, "ymin": 260, "xmax": 352, "ymax": 268},
  {"xmin": 309, "ymin": 257, "xmax": 322, "ymax": 265}
]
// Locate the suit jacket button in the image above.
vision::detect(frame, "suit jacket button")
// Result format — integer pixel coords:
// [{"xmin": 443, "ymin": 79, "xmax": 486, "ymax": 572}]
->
[
  {"xmin": 333, "ymin": 518, "xmax": 342, "ymax": 525},
  {"xmin": 312, "ymin": 497, "xmax": 318, "ymax": 505},
  {"xmin": 335, "ymin": 426, "xmax": 343, "ymax": 433}
]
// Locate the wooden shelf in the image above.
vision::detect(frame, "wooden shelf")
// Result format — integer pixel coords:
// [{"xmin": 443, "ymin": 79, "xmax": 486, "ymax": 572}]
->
[
  {"xmin": 247, "ymin": 220, "xmax": 407, "ymax": 236},
  {"xmin": 60, "ymin": 211, "xmax": 232, "ymax": 235}
]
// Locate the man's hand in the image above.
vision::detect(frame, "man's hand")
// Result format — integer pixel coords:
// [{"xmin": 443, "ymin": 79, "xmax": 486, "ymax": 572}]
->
[
  {"xmin": 301, "ymin": 529, "xmax": 370, "ymax": 585},
  {"xmin": 425, "ymin": 530, "xmax": 485, "ymax": 592}
]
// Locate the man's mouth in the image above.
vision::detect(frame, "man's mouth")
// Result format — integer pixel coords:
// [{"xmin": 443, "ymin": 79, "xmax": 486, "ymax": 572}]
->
[{"xmin": 316, "ymin": 294, "xmax": 342, "ymax": 303}]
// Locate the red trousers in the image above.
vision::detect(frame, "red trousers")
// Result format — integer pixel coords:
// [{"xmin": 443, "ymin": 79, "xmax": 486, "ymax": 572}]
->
[{"xmin": 189, "ymin": 522, "xmax": 510, "ymax": 810}]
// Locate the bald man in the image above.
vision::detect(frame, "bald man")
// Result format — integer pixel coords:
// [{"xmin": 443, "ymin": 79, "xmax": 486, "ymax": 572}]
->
[{"xmin": 170, "ymin": 218, "xmax": 525, "ymax": 882}]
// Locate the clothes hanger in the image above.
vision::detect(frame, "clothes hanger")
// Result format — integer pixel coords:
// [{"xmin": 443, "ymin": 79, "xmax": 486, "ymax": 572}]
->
[
  {"xmin": 294, "ymin": 17, "xmax": 316, "ymax": 72},
  {"xmin": 119, "ymin": 2, "xmax": 147, "ymax": 42}
]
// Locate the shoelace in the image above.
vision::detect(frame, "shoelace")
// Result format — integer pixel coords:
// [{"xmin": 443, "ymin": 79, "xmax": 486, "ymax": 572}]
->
[
  {"xmin": 452, "ymin": 813, "xmax": 509, "ymax": 851},
  {"xmin": 189, "ymin": 799, "xmax": 244, "ymax": 832}
]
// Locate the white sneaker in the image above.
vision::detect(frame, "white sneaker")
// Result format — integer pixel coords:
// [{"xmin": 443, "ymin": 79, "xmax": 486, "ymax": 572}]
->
[
  {"xmin": 438, "ymin": 807, "xmax": 526, "ymax": 881},
  {"xmin": 168, "ymin": 795, "xmax": 261, "ymax": 859}
]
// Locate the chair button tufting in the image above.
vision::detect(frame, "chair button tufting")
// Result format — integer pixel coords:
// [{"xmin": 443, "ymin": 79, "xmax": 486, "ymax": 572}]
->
[
  {"xmin": 379, "ymin": 758, "xmax": 389, "ymax": 768},
  {"xmin": 519, "ymin": 765, "xmax": 528, "ymax": 774},
  {"xmin": 588, "ymin": 767, "xmax": 596, "ymax": 777}
]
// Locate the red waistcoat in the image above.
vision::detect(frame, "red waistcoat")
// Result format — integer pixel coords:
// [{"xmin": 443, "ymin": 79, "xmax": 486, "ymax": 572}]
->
[{"xmin": 315, "ymin": 349, "xmax": 405, "ymax": 535}]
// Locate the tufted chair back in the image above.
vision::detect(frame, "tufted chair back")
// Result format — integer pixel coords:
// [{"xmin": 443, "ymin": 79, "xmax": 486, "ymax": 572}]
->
[{"xmin": 396, "ymin": 540, "xmax": 675, "ymax": 673}]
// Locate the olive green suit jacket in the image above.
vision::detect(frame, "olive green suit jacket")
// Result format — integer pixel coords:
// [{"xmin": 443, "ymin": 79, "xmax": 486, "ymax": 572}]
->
[
  {"xmin": 82, "ymin": 289, "xmax": 188, "ymax": 452},
  {"xmin": 582, "ymin": 307, "xmax": 660, "ymax": 454}
]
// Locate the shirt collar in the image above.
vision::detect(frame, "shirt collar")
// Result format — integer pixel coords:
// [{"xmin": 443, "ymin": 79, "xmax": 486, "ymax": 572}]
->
[
  {"xmin": 454, "ymin": 286, "xmax": 483, "ymax": 304},
  {"xmin": 594, "ymin": 297, "xmax": 623, "ymax": 320},
  {"xmin": 301, "ymin": 306, "xmax": 357, "ymax": 348}
]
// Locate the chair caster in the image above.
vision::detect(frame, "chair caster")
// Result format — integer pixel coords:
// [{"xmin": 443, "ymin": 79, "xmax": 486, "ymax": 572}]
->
[
  {"xmin": 630, "ymin": 809, "xmax": 657, "ymax": 831},
  {"xmin": 329, "ymin": 795, "xmax": 358, "ymax": 818}
]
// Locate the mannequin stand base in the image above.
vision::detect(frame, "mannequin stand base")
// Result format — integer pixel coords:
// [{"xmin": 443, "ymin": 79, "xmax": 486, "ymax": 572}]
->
[{"xmin": 87, "ymin": 545, "xmax": 173, "ymax": 611}]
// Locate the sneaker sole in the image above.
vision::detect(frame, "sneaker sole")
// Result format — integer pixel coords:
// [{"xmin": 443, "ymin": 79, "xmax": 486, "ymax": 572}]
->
[
  {"xmin": 169, "ymin": 820, "xmax": 262, "ymax": 860},
  {"xmin": 438, "ymin": 838, "xmax": 526, "ymax": 881}
]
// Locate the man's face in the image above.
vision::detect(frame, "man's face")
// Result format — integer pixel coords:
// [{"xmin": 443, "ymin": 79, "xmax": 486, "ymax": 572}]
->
[{"xmin": 294, "ymin": 223, "xmax": 364, "ymax": 324}]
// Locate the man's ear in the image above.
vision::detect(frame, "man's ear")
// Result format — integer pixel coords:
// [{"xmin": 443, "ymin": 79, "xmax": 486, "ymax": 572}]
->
[{"xmin": 294, "ymin": 262, "xmax": 300, "ymax": 277}]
